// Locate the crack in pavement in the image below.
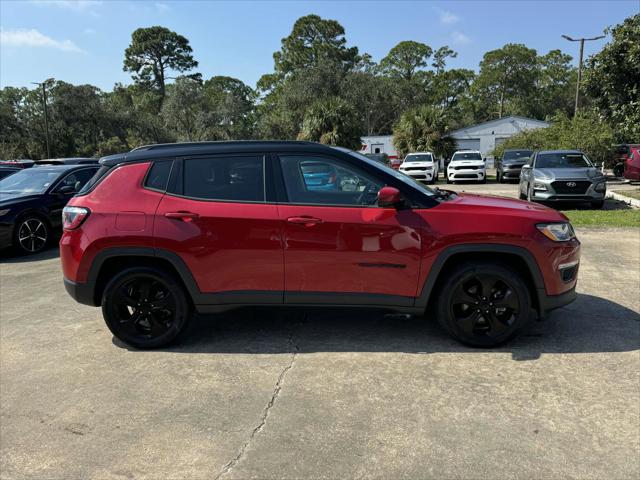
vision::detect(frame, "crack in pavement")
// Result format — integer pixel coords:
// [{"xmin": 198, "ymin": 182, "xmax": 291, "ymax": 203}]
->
[{"xmin": 214, "ymin": 320, "xmax": 302, "ymax": 480}]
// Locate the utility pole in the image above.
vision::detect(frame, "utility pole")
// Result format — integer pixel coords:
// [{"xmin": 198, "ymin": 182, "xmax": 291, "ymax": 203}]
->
[
  {"xmin": 31, "ymin": 78, "xmax": 54, "ymax": 158},
  {"xmin": 561, "ymin": 34, "xmax": 605, "ymax": 117}
]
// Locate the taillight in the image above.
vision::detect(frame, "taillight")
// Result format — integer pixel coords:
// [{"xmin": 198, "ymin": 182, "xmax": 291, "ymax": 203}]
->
[{"xmin": 62, "ymin": 206, "xmax": 90, "ymax": 230}]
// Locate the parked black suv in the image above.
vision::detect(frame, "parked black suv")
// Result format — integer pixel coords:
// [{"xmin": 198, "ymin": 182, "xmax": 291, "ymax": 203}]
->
[{"xmin": 496, "ymin": 149, "xmax": 533, "ymax": 183}]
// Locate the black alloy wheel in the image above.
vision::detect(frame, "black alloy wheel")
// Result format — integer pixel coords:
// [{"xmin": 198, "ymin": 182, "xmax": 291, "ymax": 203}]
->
[
  {"xmin": 436, "ymin": 262, "xmax": 531, "ymax": 346},
  {"xmin": 15, "ymin": 216, "xmax": 49, "ymax": 254},
  {"xmin": 102, "ymin": 267, "xmax": 191, "ymax": 349}
]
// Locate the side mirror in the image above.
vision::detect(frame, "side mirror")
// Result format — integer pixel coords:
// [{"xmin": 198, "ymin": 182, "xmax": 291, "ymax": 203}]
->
[
  {"xmin": 378, "ymin": 186, "xmax": 403, "ymax": 208},
  {"xmin": 56, "ymin": 185, "xmax": 75, "ymax": 195},
  {"xmin": 521, "ymin": 164, "xmax": 531, "ymax": 170}
]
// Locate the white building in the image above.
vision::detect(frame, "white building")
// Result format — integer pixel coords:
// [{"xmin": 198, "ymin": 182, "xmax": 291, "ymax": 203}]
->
[
  {"xmin": 360, "ymin": 135, "xmax": 399, "ymax": 160},
  {"xmin": 361, "ymin": 115, "xmax": 549, "ymax": 165},
  {"xmin": 448, "ymin": 115, "xmax": 549, "ymax": 159}
]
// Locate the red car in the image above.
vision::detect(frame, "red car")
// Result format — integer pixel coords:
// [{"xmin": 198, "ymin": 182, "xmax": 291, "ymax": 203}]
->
[
  {"xmin": 61, "ymin": 141, "xmax": 580, "ymax": 349},
  {"xmin": 619, "ymin": 144, "xmax": 640, "ymax": 181}
]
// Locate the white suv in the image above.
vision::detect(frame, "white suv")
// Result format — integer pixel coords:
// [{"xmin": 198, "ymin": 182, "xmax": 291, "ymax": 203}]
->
[
  {"xmin": 447, "ymin": 150, "xmax": 486, "ymax": 183},
  {"xmin": 399, "ymin": 152, "xmax": 439, "ymax": 184}
]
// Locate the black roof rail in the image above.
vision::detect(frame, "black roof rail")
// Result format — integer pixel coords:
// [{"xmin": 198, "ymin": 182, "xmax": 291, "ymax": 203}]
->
[{"xmin": 131, "ymin": 140, "xmax": 319, "ymax": 152}]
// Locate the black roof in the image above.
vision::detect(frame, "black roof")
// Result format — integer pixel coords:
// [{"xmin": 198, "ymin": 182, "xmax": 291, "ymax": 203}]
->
[
  {"xmin": 102, "ymin": 141, "xmax": 335, "ymax": 167},
  {"xmin": 30, "ymin": 164, "xmax": 99, "ymax": 173}
]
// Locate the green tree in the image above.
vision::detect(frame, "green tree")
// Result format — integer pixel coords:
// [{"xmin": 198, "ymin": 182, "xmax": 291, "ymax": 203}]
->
[
  {"xmin": 263, "ymin": 14, "xmax": 359, "ymax": 89},
  {"xmin": 123, "ymin": 26, "xmax": 198, "ymax": 100},
  {"xmin": 583, "ymin": 14, "xmax": 640, "ymax": 142},
  {"xmin": 392, "ymin": 105, "xmax": 456, "ymax": 158},
  {"xmin": 492, "ymin": 112, "xmax": 615, "ymax": 166},
  {"xmin": 380, "ymin": 41, "xmax": 433, "ymax": 80},
  {"xmin": 473, "ymin": 43, "xmax": 538, "ymax": 119},
  {"xmin": 161, "ymin": 77, "xmax": 207, "ymax": 141},
  {"xmin": 297, "ymin": 96, "xmax": 362, "ymax": 149},
  {"xmin": 533, "ymin": 50, "xmax": 576, "ymax": 119},
  {"xmin": 432, "ymin": 46, "xmax": 457, "ymax": 74},
  {"xmin": 203, "ymin": 76, "xmax": 256, "ymax": 139}
]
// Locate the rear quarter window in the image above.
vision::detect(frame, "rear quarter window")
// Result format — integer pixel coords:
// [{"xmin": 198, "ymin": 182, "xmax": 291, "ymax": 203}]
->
[{"xmin": 144, "ymin": 160, "xmax": 173, "ymax": 191}]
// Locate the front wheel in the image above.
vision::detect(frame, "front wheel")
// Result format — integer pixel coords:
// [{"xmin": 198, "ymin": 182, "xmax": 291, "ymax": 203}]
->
[
  {"xmin": 102, "ymin": 267, "xmax": 192, "ymax": 349},
  {"xmin": 591, "ymin": 200, "xmax": 604, "ymax": 209},
  {"xmin": 436, "ymin": 262, "xmax": 531, "ymax": 347}
]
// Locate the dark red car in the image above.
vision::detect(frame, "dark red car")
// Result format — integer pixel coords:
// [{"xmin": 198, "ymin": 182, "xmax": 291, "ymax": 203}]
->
[
  {"xmin": 616, "ymin": 144, "xmax": 640, "ymax": 181},
  {"xmin": 61, "ymin": 141, "xmax": 580, "ymax": 348}
]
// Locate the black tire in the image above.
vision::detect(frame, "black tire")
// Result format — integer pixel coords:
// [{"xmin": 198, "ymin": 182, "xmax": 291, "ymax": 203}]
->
[
  {"xmin": 613, "ymin": 163, "xmax": 624, "ymax": 178},
  {"xmin": 591, "ymin": 200, "xmax": 604, "ymax": 209},
  {"xmin": 446, "ymin": 178, "xmax": 452, "ymax": 184},
  {"xmin": 481, "ymin": 176, "xmax": 487, "ymax": 184},
  {"xmin": 436, "ymin": 261, "xmax": 531, "ymax": 347},
  {"xmin": 101, "ymin": 266, "xmax": 192, "ymax": 349},
  {"xmin": 13, "ymin": 215, "xmax": 50, "ymax": 254}
]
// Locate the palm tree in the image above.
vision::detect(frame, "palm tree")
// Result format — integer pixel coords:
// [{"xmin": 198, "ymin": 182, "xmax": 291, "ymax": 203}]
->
[
  {"xmin": 393, "ymin": 105, "xmax": 456, "ymax": 158},
  {"xmin": 297, "ymin": 97, "xmax": 362, "ymax": 150}
]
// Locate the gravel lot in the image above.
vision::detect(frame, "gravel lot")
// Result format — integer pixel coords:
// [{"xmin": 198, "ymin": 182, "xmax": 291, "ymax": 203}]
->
[{"xmin": 1, "ymin": 207, "xmax": 638, "ymax": 478}]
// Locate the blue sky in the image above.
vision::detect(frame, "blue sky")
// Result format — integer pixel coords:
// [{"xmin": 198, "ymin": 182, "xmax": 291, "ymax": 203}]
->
[{"xmin": 1, "ymin": 0, "xmax": 638, "ymax": 91}]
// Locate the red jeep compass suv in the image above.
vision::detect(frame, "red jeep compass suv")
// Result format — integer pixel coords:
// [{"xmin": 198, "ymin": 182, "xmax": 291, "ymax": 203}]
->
[{"xmin": 61, "ymin": 141, "xmax": 580, "ymax": 348}]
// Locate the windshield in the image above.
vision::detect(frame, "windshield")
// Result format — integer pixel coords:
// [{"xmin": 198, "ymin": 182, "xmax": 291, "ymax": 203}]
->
[
  {"xmin": 0, "ymin": 169, "xmax": 61, "ymax": 195},
  {"xmin": 503, "ymin": 150, "xmax": 532, "ymax": 161},
  {"xmin": 404, "ymin": 154, "xmax": 433, "ymax": 163},
  {"xmin": 334, "ymin": 147, "xmax": 435, "ymax": 197},
  {"xmin": 536, "ymin": 153, "xmax": 592, "ymax": 169},
  {"xmin": 451, "ymin": 152, "xmax": 482, "ymax": 161}
]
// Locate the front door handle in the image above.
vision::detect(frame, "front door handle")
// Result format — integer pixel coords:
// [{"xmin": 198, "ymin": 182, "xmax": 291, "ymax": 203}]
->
[
  {"xmin": 287, "ymin": 216, "xmax": 323, "ymax": 226},
  {"xmin": 165, "ymin": 211, "xmax": 199, "ymax": 222}
]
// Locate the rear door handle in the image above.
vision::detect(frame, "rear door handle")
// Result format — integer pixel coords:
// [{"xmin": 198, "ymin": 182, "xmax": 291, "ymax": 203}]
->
[
  {"xmin": 287, "ymin": 216, "xmax": 323, "ymax": 226},
  {"xmin": 165, "ymin": 211, "xmax": 199, "ymax": 222}
]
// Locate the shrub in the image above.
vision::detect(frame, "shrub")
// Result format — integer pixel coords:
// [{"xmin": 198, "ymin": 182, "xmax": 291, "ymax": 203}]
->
[{"xmin": 491, "ymin": 112, "xmax": 616, "ymax": 166}]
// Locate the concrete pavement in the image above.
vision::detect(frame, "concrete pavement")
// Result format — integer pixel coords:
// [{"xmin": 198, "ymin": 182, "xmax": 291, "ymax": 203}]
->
[{"xmin": 0, "ymin": 228, "xmax": 638, "ymax": 479}]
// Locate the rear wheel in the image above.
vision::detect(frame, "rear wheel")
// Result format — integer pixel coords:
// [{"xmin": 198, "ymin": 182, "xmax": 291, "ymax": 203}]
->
[
  {"xmin": 613, "ymin": 163, "xmax": 624, "ymax": 178},
  {"xmin": 14, "ymin": 216, "xmax": 50, "ymax": 254},
  {"xmin": 436, "ymin": 262, "xmax": 531, "ymax": 347},
  {"xmin": 102, "ymin": 267, "xmax": 191, "ymax": 349}
]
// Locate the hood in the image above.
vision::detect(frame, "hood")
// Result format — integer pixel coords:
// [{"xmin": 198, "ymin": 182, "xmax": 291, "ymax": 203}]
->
[
  {"xmin": 534, "ymin": 167, "xmax": 602, "ymax": 181},
  {"xmin": 402, "ymin": 161, "xmax": 434, "ymax": 167},
  {"xmin": 0, "ymin": 192, "xmax": 42, "ymax": 206},
  {"xmin": 503, "ymin": 159, "xmax": 526, "ymax": 166},
  {"xmin": 438, "ymin": 192, "xmax": 567, "ymax": 221}
]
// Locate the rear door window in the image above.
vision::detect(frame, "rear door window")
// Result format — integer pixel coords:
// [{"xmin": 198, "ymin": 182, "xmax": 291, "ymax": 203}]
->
[{"xmin": 183, "ymin": 156, "xmax": 265, "ymax": 202}]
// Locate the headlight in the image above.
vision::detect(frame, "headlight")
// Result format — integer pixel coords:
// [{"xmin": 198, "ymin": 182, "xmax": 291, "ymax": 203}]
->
[
  {"xmin": 537, "ymin": 223, "xmax": 576, "ymax": 242},
  {"xmin": 533, "ymin": 181, "xmax": 548, "ymax": 191},
  {"xmin": 595, "ymin": 182, "xmax": 606, "ymax": 192},
  {"xmin": 0, "ymin": 209, "xmax": 10, "ymax": 217}
]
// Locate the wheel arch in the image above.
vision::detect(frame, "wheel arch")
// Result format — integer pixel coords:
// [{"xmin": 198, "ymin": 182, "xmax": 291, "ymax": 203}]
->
[
  {"xmin": 416, "ymin": 244, "xmax": 545, "ymax": 315},
  {"xmin": 88, "ymin": 248, "xmax": 201, "ymax": 307}
]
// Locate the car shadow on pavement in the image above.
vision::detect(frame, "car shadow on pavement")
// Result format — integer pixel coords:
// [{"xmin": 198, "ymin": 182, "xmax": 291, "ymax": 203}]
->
[
  {"xmin": 0, "ymin": 245, "xmax": 60, "ymax": 263},
  {"xmin": 114, "ymin": 293, "xmax": 639, "ymax": 361}
]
